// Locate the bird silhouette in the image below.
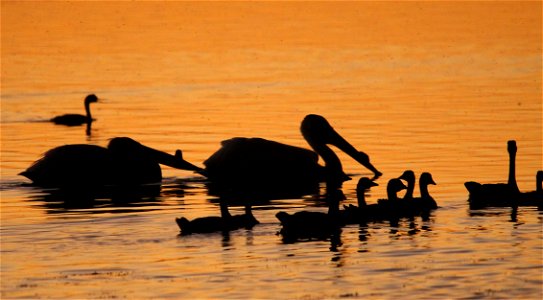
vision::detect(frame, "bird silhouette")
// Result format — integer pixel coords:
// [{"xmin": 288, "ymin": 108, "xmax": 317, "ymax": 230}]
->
[{"xmin": 50, "ymin": 94, "xmax": 99, "ymax": 126}]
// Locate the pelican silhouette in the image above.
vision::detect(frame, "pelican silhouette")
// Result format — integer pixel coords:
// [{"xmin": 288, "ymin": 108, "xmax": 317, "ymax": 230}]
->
[
  {"xmin": 20, "ymin": 137, "xmax": 203, "ymax": 187},
  {"xmin": 202, "ymin": 114, "xmax": 382, "ymax": 189},
  {"xmin": 51, "ymin": 94, "xmax": 99, "ymax": 126}
]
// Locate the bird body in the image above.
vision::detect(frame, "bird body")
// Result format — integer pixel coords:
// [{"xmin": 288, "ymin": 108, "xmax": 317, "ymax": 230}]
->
[
  {"xmin": 176, "ymin": 204, "xmax": 258, "ymax": 235},
  {"xmin": 20, "ymin": 137, "xmax": 203, "ymax": 187},
  {"xmin": 51, "ymin": 94, "xmax": 98, "ymax": 126},
  {"xmin": 203, "ymin": 114, "xmax": 381, "ymax": 191}
]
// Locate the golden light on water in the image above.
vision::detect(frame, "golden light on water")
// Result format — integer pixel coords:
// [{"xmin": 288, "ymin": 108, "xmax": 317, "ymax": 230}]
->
[{"xmin": 1, "ymin": 1, "xmax": 541, "ymax": 299}]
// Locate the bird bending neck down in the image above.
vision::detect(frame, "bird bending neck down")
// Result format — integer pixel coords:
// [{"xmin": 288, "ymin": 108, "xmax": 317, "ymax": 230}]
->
[
  {"xmin": 202, "ymin": 114, "xmax": 382, "ymax": 194},
  {"xmin": 20, "ymin": 137, "xmax": 203, "ymax": 187},
  {"xmin": 301, "ymin": 114, "xmax": 382, "ymax": 182}
]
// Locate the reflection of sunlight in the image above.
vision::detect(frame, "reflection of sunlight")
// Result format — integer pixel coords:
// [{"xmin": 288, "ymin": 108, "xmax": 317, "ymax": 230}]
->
[{"xmin": 1, "ymin": 1, "xmax": 541, "ymax": 299}]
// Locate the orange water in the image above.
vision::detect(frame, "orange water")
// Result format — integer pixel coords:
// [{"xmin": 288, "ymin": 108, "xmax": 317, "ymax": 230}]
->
[{"xmin": 1, "ymin": 2, "xmax": 542, "ymax": 299}]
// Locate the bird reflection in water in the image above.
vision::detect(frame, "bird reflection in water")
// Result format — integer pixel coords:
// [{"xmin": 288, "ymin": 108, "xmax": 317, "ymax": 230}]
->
[{"xmin": 25, "ymin": 184, "xmax": 162, "ymax": 214}]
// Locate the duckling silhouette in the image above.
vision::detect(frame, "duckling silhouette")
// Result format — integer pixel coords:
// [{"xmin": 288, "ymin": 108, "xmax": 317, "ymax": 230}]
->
[
  {"xmin": 276, "ymin": 184, "xmax": 344, "ymax": 242},
  {"xmin": 399, "ymin": 170, "xmax": 416, "ymax": 201},
  {"xmin": 412, "ymin": 172, "xmax": 438, "ymax": 210},
  {"xmin": 51, "ymin": 94, "xmax": 99, "ymax": 126},
  {"xmin": 176, "ymin": 203, "xmax": 258, "ymax": 235},
  {"xmin": 342, "ymin": 178, "xmax": 407, "ymax": 222},
  {"xmin": 341, "ymin": 177, "xmax": 378, "ymax": 223}
]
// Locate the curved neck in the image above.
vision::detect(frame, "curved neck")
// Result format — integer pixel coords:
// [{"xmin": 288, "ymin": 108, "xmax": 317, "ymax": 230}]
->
[
  {"xmin": 85, "ymin": 101, "xmax": 92, "ymax": 121},
  {"xmin": 420, "ymin": 183, "xmax": 430, "ymax": 199},
  {"xmin": 357, "ymin": 190, "xmax": 367, "ymax": 207},
  {"xmin": 312, "ymin": 144, "xmax": 344, "ymax": 179},
  {"xmin": 405, "ymin": 179, "xmax": 415, "ymax": 199},
  {"xmin": 508, "ymin": 149, "xmax": 519, "ymax": 193},
  {"xmin": 387, "ymin": 188, "xmax": 399, "ymax": 202}
]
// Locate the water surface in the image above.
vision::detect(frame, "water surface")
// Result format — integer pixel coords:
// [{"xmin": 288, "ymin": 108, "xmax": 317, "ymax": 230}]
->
[{"xmin": 1, "ymin": 2, "xmax": 542, "ymax": 299}]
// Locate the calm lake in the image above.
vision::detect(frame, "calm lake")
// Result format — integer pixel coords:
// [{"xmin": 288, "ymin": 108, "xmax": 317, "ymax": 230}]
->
[{"xmin": 1, "ymin": 2, "xmax": 542, "ymax": 299}]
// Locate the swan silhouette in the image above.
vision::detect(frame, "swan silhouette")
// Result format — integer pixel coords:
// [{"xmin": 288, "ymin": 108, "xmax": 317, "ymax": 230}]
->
[
  {"xmin": 176, "ymin": 203, "xmax": 258, "ymax": 235},
  {"xmin": 20, "ymin": 137, "xmax": 203, "ymax": 187},
  {"xmin": 50, "ymin": 94, "xmax": 99, "ymax": 126},
  {"xmin": 203, "ymin": 114, "xmax": 381, "ymax": 189},
  {"xmin": 464, "ymin": 140, "xmax": 542, "ymax": 208}
]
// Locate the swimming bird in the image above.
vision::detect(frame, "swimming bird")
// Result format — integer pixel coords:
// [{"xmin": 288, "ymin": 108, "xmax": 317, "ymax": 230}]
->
[
  {"xmin": 50, "ymin": 94, "xmax": 99, "ymax": 126},
  {"xmin": 202, "ymin": 114, "xmax": 382, "ymax": 190},
  {"xmin": 399, "ymin": 170, "xmax": 416, "ymax": 201},
  {"xmin": 356, "ymin": 177, "xmax": 379, "ymax": 207},
  {"xmin": 176, "ymin": 203, "xmax": 258, "ymax": 235},
  {"xmin": 20, "ymin": 137, "xmax": 203, "ymax": 187},
  {"xmin": 519, "ymin": 170, "xmax": 543, "ymax": 206},
  {"xmin": 465, "ymin": 140, "xmax": 521, "ymax": 208},
  {"xmin": 342, "ymin": 178, "xmax": 407, "ymax": 223},
  {"xmin": 341, "ymin": 177, "xmax": 378, "ymax": 223},
  {"xmin": 412, "ymin": 172, "xmax": 438, "ymax": 211}
]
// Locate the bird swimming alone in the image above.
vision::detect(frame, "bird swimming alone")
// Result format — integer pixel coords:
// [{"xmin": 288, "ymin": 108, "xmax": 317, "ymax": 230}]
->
[
  {"xmin": 20, "ymin": 137, "xmax": 203, "ymax": 187},
  {"xmin": 465, "ymin": 140, "xmax": 541, "ymax": 208},
  {"xmin": 50, "ymin": 94, "xmax": 100, "ymax": 126},
  {"xmin": 202, "ymin": 114, "xmax": 382, "ymax": 191}
]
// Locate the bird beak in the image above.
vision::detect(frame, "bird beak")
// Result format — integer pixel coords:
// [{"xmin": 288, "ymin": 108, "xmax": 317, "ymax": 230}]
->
[
  {"xmin": 143, "ymin": 146, "xmax": 204, "ymax": 173},
  {"xmin": 327, "ymin": 130, "xmax": 382, "ymax": 177}
]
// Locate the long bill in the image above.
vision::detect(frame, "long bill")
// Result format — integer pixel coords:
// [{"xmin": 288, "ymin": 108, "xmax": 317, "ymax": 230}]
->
[
  {"xmin": 328, "ymin": 129, "xmax": 382, "ymax": 177},
  {"xmin": 144, "ymin": 146, "xmax": 205, "ymax": 174}
]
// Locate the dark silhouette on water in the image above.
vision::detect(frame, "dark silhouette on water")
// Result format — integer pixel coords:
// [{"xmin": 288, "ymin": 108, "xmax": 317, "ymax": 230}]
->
[
  {"xmin": 50, "ymin": 94, "xmax": 99, "ymax": 126},
  {"xmin": 276, "ymin": 182, "xmax": 344, "ymax": 245},
  {"xmin": 175, "ymin": 201, "xmax": 258, "ymax": 235},
  {"xmin": 465, "ymin": 140, "xmax": 542, "ymax": 208},
  {"xmin": 342, "ymin": 178, "xmax": 406, "ymax": 223},
  {"xmin": 342, "ymin": 173, "xmax": 438, "ymax": 224},
  {"xmin": 520, "ymin": 171, "xmax": 543, "ymax": 204},
  {"xmin": 399, "ymin": 170, "xmax": 415, "ymax": 200},
  {"xmin": 20, "ymin": 137, "xmax": 203, "ymax": 187},
  {"xmin": 412, "ymin": 172, "xmax": 438, "ymax": 210},
  {"xmin": 202, "ymin": 114, "xmax": 382, "ymax": 191}
]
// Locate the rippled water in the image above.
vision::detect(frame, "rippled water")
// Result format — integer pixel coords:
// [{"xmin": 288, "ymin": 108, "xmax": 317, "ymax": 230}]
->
[{"xmin": 1, "ymin": 2, "xmax": 542, "ymax": 299}]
